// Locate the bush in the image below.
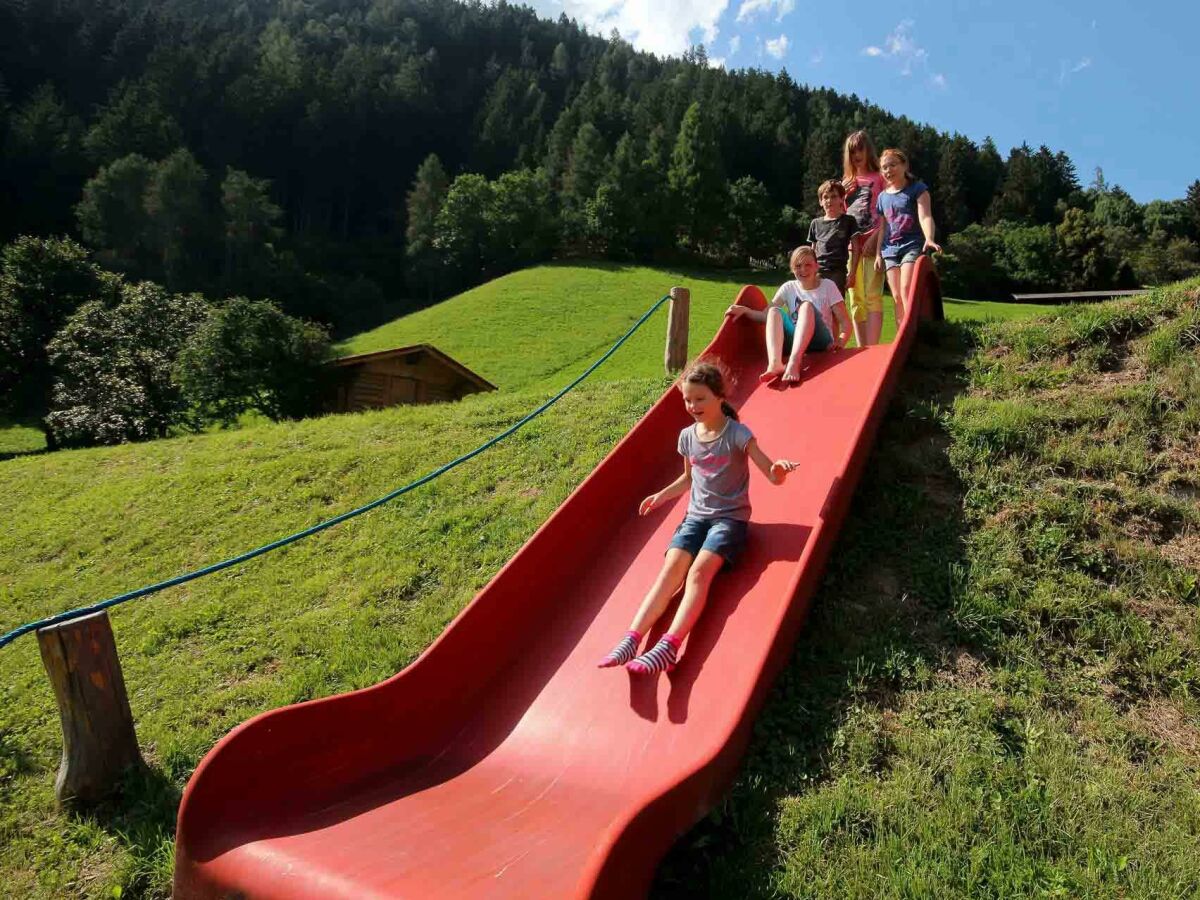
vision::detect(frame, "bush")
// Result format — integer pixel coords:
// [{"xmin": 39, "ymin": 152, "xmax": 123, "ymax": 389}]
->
[
  {"xmin": 45, "ymin": 281, "xmax": 209, "ymax": 446},
  {"xmin": 0, "ymin": 235, "xmax": 115, "ymax": 415},
  {"xmin": 175, "ymin": 297, "xmax": 331, "ymax": 425}
]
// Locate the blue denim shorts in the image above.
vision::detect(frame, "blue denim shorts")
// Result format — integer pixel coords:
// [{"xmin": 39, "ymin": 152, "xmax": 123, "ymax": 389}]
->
[
  {"xmin": 883, "ymin": 243, "xmax": 923, "ymax": 270},
  {"xmin": 668, "ymin": 515, "xmax": 749, "ymax": 566},
  {"xmin": 781, "ymin": 302, "xmax": 833, "ymax": 352}
]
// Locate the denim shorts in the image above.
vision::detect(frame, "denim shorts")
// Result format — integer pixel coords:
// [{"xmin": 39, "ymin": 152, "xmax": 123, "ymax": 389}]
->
[
  {"xmin": 781, "ymin": 302, "xmax": 834, "ymax": 352},
  {"xmin": 668, "ymin": 515, "xmax": 749, "ymax": 566},
  {"xmin": 883, "ymin": 242, "xmax": 923, "ymax": 270}
]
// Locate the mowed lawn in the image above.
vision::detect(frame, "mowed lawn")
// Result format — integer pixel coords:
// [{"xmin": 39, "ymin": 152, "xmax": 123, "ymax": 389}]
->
[
  {"xmin": 337, "ymin": 261, "xmax": 1060, "ymax": 390},
  {"xmin": 5, "ymin": 261, "xmax": 1154, "ymax": 900}
]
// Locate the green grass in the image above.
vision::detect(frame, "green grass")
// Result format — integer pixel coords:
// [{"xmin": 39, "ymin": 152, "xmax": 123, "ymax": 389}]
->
[
  {"xmin": 0, "ymin": 261, "xmax": 1101, "ymax": 898},
  {"xmin": 655, "ymin": 278, "xmax": 1200, "ymax": 898},
  {"xmin": 337, "ymin": 260, "xmax": 1057, "ymax": 391},
  {"xmin": 0, "ymin": 417, "xmax": 46, "ymax": 458}
]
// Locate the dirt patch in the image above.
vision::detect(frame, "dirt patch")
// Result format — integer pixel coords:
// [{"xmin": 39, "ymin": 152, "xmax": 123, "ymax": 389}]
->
[
  {"xmin": 1159, "ymin": 529, "xmax": 1200, "ymax": 572},
  {"xmin": 937, "ymin": 647, "xmax": 992, "ymax": 689},
  {"xmin": 1034, "ymin": 353, "xmax": 1147, "ymax": 404},
  {"xmin": 1127, "ymin": 699, "xmax": 1200, "ymax": 758}
]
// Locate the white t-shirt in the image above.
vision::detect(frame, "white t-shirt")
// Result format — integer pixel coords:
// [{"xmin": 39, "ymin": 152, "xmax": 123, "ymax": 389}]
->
[{"xmin": 771, "ymin": 279, "xmax": 843, "ymax": 335}]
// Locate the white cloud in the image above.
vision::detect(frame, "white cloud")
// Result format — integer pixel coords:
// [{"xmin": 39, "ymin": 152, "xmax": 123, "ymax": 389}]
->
[
  {"xmin": 810, "ymin": 50, "xmax": 824, "ymax": 65},
  {"xmin": 862, "ymin": 20, "xmax": 940, "ymax": 78},
  {"xmin": 1058, "ymin": 56, "xmax": 1092, "ymax": 85},
  {"xmin": 729, "ymin": 34, "xmax": 741, "ymax": 55},
  {"xmin": 736, "ymin": 0, "xmax": 795, "ymax": 23},
  {"xmin": 930, "ymin": 72, "xmax": 947, "ymax": 89},
  {"xmin": 524, "ymin": 1, "xmax": 731, "ymax": 58},
  {"xmin": 764, "ymin": 33, "xmax": 790, "ymax": 59},
  {"xmin": 710, "ymin": 56, "xmax": 727, "ymax": 68}
]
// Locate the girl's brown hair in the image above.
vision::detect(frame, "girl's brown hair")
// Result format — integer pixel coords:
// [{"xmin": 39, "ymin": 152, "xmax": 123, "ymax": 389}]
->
[
  {"xmin": 842, "ymin": 130, "xmax": 881, "ymax": 186},
  {"xmin": 681, "ymin": 358, "xmax": 738, "ymax": 421}
]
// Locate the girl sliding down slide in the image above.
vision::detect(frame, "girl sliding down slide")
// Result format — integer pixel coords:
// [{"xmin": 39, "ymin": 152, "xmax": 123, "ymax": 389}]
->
[{"xmin": 598, "ymin": 360, "xmax": 796, "ymax": 674}]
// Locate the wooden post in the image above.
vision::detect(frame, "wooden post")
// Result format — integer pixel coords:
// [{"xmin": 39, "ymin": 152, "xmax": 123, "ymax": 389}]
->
[
  {"xmin": 37, "ymin": 611, "xmax": 143, "ymax": 808},
  {"xmin": 665, "ymin": 286, "xmax": 690, "ymax": 374}
]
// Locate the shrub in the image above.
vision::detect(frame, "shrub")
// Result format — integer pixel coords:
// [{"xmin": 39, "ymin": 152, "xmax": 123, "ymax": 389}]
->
[
  {"xmin": 45, "ymin": 281, "xmax": 209, "ymax": 446},
  {"xmin": 0, "ymin": 235, "xmax": 115, "ymax": 414},
  {"xmin": 175, "ymin": 297, "xmax": 331, "ymax": 425}
]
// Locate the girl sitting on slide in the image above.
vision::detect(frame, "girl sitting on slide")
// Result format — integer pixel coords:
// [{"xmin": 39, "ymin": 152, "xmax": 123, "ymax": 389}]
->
[
  {"xmin": 727, "ymin": 246, "xmax": 853, "ymax": 385},
  {"xmin": 598, "ymin": 360, "xmax": 796, "ymax": 674}
]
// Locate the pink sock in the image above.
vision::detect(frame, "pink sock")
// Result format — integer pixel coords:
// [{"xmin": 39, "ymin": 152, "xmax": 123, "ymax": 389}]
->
[
  {"xmin": 626, "ymin": 633, "xmax": 682, "ymax": 674},
  {"xmin": 598, "ymin": 630, "xmax": 642, "ymax": 667}
]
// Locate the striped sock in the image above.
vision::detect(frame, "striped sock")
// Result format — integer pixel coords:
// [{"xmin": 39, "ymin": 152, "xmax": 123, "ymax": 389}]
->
[
  {"xmin": 626, "ymin": 634, "xmax": 681, "ymax": 674},
  {"xmin": 598, "ymin": 630, "xmax": 642, "ymax": 668}
]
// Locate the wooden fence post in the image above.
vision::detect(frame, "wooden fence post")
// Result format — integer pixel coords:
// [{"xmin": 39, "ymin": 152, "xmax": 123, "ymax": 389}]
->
[
  {"xmin": 37, "ymin": 611, "xmax": 143, "ymax": 808},
  {"xmin": 665, "ymin": 286, "xmax": 690, "ymax": 374}
]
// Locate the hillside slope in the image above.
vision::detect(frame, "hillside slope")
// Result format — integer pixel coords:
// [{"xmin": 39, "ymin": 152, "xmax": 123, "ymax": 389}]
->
[{"xmin": 2, "ymin": 263, "xmax": 1063, "ymax": 898}]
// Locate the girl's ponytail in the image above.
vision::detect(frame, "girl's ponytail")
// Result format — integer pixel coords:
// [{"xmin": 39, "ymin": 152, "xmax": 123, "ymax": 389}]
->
[{"xmin": 720, "ymin": 399, "xmax": 739, "ymax": 421}]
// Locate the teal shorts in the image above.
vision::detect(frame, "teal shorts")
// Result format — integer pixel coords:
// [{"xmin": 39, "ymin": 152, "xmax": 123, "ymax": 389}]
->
[{"xmin": 780, "ymin": 302, "xmax": 833, "ymax": 352}]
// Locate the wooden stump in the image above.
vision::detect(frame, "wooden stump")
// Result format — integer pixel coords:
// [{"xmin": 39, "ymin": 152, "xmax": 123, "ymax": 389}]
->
[
  {"xmin": 665, "ymin": 286, "xmax": 690, "ymax": 374},
  {"xmin": 37, "ymin": 611, "xmax": 142, "ymax": 808}
]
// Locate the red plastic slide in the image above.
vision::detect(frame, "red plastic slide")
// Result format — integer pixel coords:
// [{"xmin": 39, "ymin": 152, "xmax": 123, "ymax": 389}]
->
[{"xmin": 174, "ymin": 260, "xmax": 941, "ymax": 899}]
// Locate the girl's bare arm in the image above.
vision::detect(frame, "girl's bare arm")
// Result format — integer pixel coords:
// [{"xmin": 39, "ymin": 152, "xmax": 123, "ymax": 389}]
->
[
  {"xmin": 640, "ymin": 458, "xmax": 692, "ymax": 514},
  {"xmin": 725, "ymin": 305, "xmax": 771, "ymax": 323},
  {"xmin": 746, "ymin": 438, "xmax": 797, "ymax": 485},
  {"xmin": 917, "ymin": 192, "xmax": 941, "ymax": 252}
]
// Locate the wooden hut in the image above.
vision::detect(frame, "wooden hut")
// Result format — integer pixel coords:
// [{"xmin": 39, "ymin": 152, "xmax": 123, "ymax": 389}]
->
[{"xmin": 328, "ymin": 344, "xmax": 495, "ymax": 412}]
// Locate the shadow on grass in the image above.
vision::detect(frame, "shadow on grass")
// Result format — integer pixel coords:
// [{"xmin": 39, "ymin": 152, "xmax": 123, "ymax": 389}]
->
[
  {"xmin": 73, "ymin": 763, "xmax": 180, "ymax": 898},
  {"xmin": 651, "ymin": 320, "xmax": 978, "ymax": 898}
]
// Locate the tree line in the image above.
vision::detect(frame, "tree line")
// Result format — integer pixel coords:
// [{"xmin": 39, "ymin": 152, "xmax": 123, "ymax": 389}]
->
[{"xmin": 2, "ymin": 0, "xmax": 1199, "ymax": 447}]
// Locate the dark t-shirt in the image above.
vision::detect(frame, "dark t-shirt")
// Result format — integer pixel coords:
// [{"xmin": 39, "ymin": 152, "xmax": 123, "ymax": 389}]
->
[{"xmin": 807, "ymin": 214, "xmax": 858, "ymax": 273}]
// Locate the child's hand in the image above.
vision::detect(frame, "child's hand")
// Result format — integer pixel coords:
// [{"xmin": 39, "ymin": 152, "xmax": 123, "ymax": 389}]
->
[
  {"xmin": 874, "ymin": 256, "xmax": 884, "ymax": 272},
  {"xmin": 639, "ymin": 493, "xmax": 662, "ymax": 515},
  {"xmin": 770, "ymin": 460, "xmax": 797, "ymax": 484},
  {"xmin": 924, "ymin": 240, "xmax": 942, "ymax": 254},
  {"xmin": 846, "ymin": 271, "xmax": 857, "ymax": 289},
  {"xmin": 725, "ymin": 305, "xmax": 748, "ymax": 319}
]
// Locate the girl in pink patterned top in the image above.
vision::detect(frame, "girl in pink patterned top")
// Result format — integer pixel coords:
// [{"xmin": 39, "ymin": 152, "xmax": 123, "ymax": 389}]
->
[{"xmin": 841, "ymin": 131, "xmax": 887, "ymax": 347}]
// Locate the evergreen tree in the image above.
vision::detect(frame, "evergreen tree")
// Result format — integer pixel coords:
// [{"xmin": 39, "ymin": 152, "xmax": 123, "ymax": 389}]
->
[
  {"xmin": 935, "ymin": 136, "xmax": 972, "ymax": 237},
  {"xmin": 144, "ymin": 148, "xmax": 210, "ymax": 287},
  {"xmin": 563, "ymin": 122, "xmax": 607, "ymax": 210},
  {"xmin": 669, "ymin": 101, "xmax": 724, "ymax": 250},
  {"xmin": 83, "ymin": 79, "xmax": 183, "ymax": 166},
  {"xmin": 76, "ymin": 153, "xmax": 155, "ymax": 268},
  {"xmin": 724, "ymin": 176, "xmax": 776, "ymax": 263},
  {"xmin": 405, "ymin": 153, "xmax": 450, "ymax": 299},
  {"xmin": 987, "ymin": 144, "xmax": 1038, "ymax": 223},
  {"xmin": 969, "ymin": 137, "xmax": 1005, "ymax": 222},
  {"xmin": 223, "ymin": 168, "xmax": 283, "ymax": 283},
  {"xmin": 1185, "ymin": 179, "xmax": 1200, "ymax": 239}
]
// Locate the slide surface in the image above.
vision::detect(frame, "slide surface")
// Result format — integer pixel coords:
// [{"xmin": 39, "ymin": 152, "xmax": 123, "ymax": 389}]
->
[{"xmin": 174, "ymin": 260, "xmax": 941, "ymax": 899}]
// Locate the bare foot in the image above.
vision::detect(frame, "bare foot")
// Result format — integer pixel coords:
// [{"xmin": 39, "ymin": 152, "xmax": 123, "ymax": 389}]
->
[
  {"xmin": 782, "ymin": 359, "xmax": 803, "ymax": 383},
  {"xmin": 759, "ymin": 366, "xmax": 784, "ymax": 384}
]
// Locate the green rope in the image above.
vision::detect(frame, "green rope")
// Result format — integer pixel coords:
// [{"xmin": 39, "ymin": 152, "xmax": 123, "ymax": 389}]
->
[{"xmin": 1, "ymin": 293, "xmax": 672, "ymax": 650}]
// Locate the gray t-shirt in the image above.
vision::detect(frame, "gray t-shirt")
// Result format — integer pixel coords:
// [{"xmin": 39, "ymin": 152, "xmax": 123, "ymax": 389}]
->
[{"xmin": 677, "ymin": 420, "xmax": 754, "ymax": 521}]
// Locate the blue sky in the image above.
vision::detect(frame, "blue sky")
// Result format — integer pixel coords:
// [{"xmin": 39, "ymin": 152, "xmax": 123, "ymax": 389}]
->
[{"xmin": 524, "ymin": 0, "xmax": 1200, "ymax": 202}]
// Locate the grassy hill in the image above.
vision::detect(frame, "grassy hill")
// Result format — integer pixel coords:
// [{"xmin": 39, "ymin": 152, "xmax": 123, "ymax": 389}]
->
[
  {"xmin": 4, "ymin": 263, "xmax": 1191, "ymax": 898},
  {"xmin": 336, "ymin": 261, "xmax": 1055, "ymax": 391}
]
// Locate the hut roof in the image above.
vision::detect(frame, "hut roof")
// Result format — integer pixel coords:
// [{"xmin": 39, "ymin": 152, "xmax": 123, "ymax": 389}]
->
[{"xmin": 330, "ymin": 344, "xmax": 496, "ymax": 392}]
